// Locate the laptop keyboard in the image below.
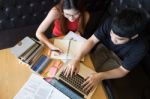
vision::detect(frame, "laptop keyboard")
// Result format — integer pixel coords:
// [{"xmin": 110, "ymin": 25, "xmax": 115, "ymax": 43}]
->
[{"xmin": 59, "ymin": 72, "xmax": 89, "ymax": 95}]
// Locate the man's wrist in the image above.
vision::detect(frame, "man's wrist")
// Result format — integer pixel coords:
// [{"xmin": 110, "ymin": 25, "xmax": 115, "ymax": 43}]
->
[
  {"xmin": 73, "ymin": 57, "xmax": 81, "ymax": 62},
  {"xmin": 97, "ymin": 73, "xmax": 105, "ymax": 81}
]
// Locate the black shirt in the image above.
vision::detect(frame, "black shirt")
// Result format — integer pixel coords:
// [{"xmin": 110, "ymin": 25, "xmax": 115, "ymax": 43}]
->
[{"xmin": 94, "ymin": 18, "xmax": 146, "ymax": 71}]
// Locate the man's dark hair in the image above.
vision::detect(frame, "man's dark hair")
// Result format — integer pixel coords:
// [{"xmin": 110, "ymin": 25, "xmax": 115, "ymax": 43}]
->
[{"xmin": 111, "ymin": 9, "xmax": 146, "ymax": 38}]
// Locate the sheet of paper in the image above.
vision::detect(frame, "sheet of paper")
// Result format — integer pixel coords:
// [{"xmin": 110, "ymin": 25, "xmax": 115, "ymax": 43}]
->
[
  {"xmin": 14, "ymin": 73, "xmax": 70, "ymax": 99},
  {"xmin": 64, "ymin": 31, "xmax": 87, "ymax": 42}
]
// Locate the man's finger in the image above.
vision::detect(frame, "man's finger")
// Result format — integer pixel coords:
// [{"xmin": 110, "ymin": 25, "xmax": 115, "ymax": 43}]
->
[
  {"xmin": 86, "ymin": 84, "xmax": 93, "ymax": 93},
  {"xmin": 82, "ymin": 80, "xmax": 92, "ymax": 91},
  {"xmin": 81, "ymin": 77, "xmax": 90, "ymax": 87},
  {"xmin": 65, "ymin": 67, "xmax": 71, "ymax": 78},
  {"xmin": 63, "ymin": 66, "xmax": 68, "ymax": 76},
  {"xmin": 62, "ymin": 67, "xmax": 66, "ymax": 74},
  {"xmin": 90, "ymin": 85, "xmax": 96, "ymax": 92},
  {"xmin": 70, "ymin": 67, "xmax": 74, "ymax": 77},
  {"xmin": 75, "ymin": 67, "xmax": 79, "ymax": 75}
]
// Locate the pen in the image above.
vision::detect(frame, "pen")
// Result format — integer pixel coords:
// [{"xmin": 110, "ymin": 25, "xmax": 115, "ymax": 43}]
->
[{"xmin": 51, "ymin": 49, "xmax": 60, "ymax": 52}]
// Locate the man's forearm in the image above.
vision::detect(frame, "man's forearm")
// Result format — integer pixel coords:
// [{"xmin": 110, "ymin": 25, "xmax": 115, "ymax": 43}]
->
[
  {"xmin": 74, "ymin": 35, "xmax": 99, "ymax": 62},
  {"xmin": 97, "ymin": 66, "xmax": 129, "ymax": 81}
]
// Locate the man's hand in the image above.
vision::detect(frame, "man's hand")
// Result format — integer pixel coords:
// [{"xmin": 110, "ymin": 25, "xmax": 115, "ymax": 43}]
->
[
  {"xmin": 63, "ymin": 60, "xmax": 80, "ymax": 77},
  {"xmin": 81, "ymin": 73, "xmax": 101, "ymax": 93}
]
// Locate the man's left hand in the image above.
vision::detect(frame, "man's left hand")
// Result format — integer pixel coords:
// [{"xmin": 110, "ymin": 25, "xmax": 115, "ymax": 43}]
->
[{"xmin": 81, "ymin": 73, "xmax": 101, "ymax": 93}]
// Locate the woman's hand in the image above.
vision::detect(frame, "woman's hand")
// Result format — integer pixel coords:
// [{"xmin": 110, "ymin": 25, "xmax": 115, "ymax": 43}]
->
[
  {"xmin": 81, "ymin": 73, "xmax": 101, "ymax": 93},
  {"xmin": 48, "ymin": 46, "xmax": 63, "ymax": 56},
  {"xmin": 63, "ymin": 59, "xmax": 80, "ymax": 77}
]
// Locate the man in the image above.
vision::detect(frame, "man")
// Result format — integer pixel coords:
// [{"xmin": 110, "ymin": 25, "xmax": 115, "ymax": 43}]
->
[{"xmin": 63, "ymin": 9, "xmax": 147, "ymax": 93}]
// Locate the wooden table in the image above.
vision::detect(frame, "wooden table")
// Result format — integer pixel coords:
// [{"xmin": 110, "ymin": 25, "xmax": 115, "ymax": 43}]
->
[{"xmin": 0, "ymin": 47, "xmax": 108, "ymax": 99}]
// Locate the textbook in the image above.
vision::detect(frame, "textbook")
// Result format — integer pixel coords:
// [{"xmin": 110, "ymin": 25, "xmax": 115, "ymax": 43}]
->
[
  {"xmin": 13, "ymin": 73, "xmax": 70, "ymax": 99},
  {"xmin": 51, "ymin": 39, "xmax": 84, "ymax": 60}
]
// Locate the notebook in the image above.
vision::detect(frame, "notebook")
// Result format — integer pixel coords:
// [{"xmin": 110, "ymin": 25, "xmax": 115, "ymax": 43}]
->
[
  {"xmin": 51, "ymin": 39, "xmax": 84, "ymax": 60},
  {"xmin": 55, "ymin": 62, "xmax": 97, "ymax": 99}
]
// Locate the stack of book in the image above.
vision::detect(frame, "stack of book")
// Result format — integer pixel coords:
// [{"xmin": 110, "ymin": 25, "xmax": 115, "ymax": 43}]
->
[
  {"xmin": 11, "ymin": 36, "xmax": 44, "ymax": 66},
  {"xmin": 11, "ymin": 36, "xmax": 63, "ymax": 78},
  {"xmin": 31, "ymin": 55, "xmax": 62, "ymax": 77}
]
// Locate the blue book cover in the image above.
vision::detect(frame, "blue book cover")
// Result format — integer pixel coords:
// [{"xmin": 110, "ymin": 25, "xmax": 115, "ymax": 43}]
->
[
  {"xmin": 36, "ymin": 58, "xmax": 51, "ymax": 73},
  {"xmin": 31, "ymin": 55, "xmax": 47, "ymax": 71}
]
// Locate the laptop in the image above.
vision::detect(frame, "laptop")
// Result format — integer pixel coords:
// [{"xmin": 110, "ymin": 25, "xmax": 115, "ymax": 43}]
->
[{"xmin": 55, "ymin": 62, "xmax": 97, "ymax": 99}]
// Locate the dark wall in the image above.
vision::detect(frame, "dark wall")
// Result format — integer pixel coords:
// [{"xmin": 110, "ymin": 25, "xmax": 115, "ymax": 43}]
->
[
  {"xmin": 0, "ymin": 0, "xmax": 111, "ymax": 49},
  {"xmin": 0, "ymin": 0, "xmax": 55, "ymax": 31},
  {"xmin": 0, "ymin": 0, "xmax": 57, "ymax": 49}
]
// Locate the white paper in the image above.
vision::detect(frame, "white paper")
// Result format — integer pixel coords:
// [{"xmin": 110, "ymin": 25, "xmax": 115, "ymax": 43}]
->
[
  {"xmin": 64, "ymin": 31, "xmax": 87, "ymax": 42},
  {"xmin": 14, "ymin": 73, "xmax": 70, "ymax": 99}
]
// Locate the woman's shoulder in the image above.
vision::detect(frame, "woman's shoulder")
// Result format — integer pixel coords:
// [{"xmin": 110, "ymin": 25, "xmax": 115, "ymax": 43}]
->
[{"xmin": 48, "ymin": 7, "xmax": 61, "ymax": 19}]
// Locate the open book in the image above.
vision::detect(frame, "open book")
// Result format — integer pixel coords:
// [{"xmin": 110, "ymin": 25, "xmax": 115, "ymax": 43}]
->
[{"xmin": 51, "ymin": 39, "xmax": 84, "ymax": 60}]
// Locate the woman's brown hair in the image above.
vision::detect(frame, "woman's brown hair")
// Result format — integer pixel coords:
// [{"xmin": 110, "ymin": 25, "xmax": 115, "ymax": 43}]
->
[{"xmin": 55, "ymin": 0, "xmax": 86, "ymax": 35}]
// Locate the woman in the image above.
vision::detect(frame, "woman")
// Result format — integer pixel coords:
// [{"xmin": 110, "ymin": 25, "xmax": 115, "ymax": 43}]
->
[{"xmin": 36, "ymin": 0, "xmax": 90, "ymax": 53}]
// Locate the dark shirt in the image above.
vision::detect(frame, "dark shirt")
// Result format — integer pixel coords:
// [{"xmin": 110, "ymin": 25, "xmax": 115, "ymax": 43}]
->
[{"xmin": 94, "ymin": 18, "xmax": 146, "ymax": 71}]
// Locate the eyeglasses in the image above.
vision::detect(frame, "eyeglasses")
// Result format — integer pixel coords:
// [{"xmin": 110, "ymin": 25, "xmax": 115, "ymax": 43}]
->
[{"xmin": 63, "ymin": 12, "xmax": 80, "ymax": 18}]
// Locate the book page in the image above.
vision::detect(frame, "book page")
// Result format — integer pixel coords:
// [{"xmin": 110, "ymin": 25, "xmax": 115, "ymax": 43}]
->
[
  {"xmin": 13, "ymin": 73, "xmax": 70, "ymax": 99},
  {"xmin": 64, "ymin": 31, "xmax": 86, "ymax": 42}
]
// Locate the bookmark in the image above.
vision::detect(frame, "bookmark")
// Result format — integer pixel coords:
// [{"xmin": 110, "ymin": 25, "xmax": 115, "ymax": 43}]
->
[{"xmin": 66, "ymin": 39, "xmax": 72, "ymax": 59}]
